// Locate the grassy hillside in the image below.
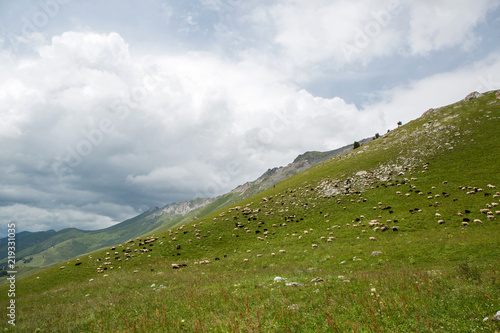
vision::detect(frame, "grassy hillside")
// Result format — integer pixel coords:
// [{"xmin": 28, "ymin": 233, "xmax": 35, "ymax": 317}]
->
[
  {"xmin": 1, "ymin": 91, "xmax": 499, "ymax": 332},
  {"xmin": 1, "ymin": 135, "xmax": 366, "ymax": 280}
]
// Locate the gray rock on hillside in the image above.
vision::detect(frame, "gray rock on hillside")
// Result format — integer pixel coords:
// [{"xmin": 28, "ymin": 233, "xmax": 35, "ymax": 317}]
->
[
  {"xmin": 464, "ymin": 91, "xmax": 482, "ymax": 101},
  {"xmin": 496, "ymin": 90, "xmax": 500, "ymax": 99}
]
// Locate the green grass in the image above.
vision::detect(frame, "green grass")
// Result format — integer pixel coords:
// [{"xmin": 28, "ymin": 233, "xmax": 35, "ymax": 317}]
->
[{"xmin": 1, "ymin": 91, "xmax": 499, "ymax": 332}]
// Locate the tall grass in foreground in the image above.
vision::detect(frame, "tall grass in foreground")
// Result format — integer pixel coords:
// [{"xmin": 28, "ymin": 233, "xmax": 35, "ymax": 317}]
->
[{"xmin": 3, "ymin": 252, "xmax": 500, "ymax": 332}]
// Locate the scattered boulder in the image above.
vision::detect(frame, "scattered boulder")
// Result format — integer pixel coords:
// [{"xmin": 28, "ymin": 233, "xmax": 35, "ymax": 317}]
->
[
  {"xmin": 496, "ymin": 90, "xmax": 500, "ymax": 99},
  {"xmin": 492, "ymin": 311, "xmax": 500, "ymax": 321},
  {"xmin": 369, "ymin": 251, "xmax": 383, "ymax": 257},
  {"xmin": 464, "ymin": 91, "xmax": 482, "ymax": 101}
]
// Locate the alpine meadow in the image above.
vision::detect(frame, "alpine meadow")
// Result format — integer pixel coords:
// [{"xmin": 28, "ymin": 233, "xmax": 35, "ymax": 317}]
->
[{"xmin": 1, "ymin": 90, "xmax": 499, "ymax": 332}]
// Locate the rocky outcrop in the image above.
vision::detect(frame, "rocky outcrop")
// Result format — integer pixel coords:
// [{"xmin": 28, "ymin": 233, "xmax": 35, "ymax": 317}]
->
[
  {"xmin": 464, "ymin": 91, "xmax": 482, "ymax": 102},
  {"xmin": 316, "ymin": 158, "xmax": 415, "ymax": 197},
  {"xmin": 496, "ymin": 90, "xmax": 500, "ymax": 99},
  {"xmin": 160, "ymin": 199, "xmax": 214, "ymax": 216}
]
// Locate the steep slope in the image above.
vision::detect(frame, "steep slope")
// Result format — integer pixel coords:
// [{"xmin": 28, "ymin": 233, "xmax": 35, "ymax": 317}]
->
[
  {"xmin": 2, "ymin": 91, "xmax": 499, "ymax": 332},
  {"xmin": 145, "ymin": 137, "xmax": 375, "ymax": 235}
]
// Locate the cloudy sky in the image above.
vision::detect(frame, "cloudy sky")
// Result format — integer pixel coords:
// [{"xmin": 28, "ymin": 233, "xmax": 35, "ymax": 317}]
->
[{"xmin": 1, "ymin": 0, "xmax": 499, "ymax": 236}]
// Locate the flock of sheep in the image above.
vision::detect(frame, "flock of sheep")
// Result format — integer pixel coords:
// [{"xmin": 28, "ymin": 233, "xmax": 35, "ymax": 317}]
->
[{"xmin": 60, "ymin": 168, "xmax": 498, "ymax": 276}]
